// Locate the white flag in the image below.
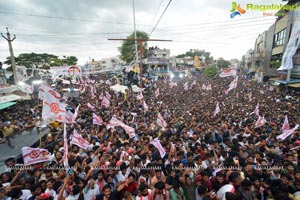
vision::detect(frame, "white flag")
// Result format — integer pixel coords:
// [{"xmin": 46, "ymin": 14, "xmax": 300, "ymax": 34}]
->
[
  {"xmin": 225, "ymin": 77, "xmax": 238, "ymax": 93},
  {"xmin": 183, "ymin": 82, "xmax": 189, "ymax": 90},
  {"xmin": 155, "ymin": 88, "xmax": 160, "ymax": 98},
  {"xmin": 22, "ymin": 147, "xmax": 50, "ymax": 166},
  {"xmin": 250, "ymin": 103, "xmax": 259, "ymax": 116},
  {"xmin": 206, "ymin": 84, "xmax": 212, "ymax": 91},
  {"xmin": 93, "ymin": 113, "xmax": 103, "ymax": 125},
  {"xmin": 38, "ymin": 82, "xmax": 54, "ymax": 100},
  {"xmin": 63, "ymin": 124, "xmax": 69, "ymax": 169},
  {"xmin": 150, "ymin": 138, "xmax": 166, "ymax": 158},
  {"xmin": 156, "ymin": 113, "xmax": 167, "ymax": 129},
  {"xmin": 70, "ymin": 129, "xmax": 90, "ymax": 150},
  {"xmin": 277, "ymin": 124, "xmax": 299, "ymax": 141},
  {"xmin": 42, "ymin": 90, "xmax": 66, "ymax": 121},
  {"xmin": 107, "ymin": 117, "xmax": 135, "ymax": 138},
  {"xmin": 213, "ymin": 102, "xmax": 220, "ymax": 117},
  {"xmin": 136, "ymin": 92, "xmax": 143, "ymax": 100},
  {"xmin": 87, "ymin": 102, "xmax": 96, "ymax": 111},
  {"xmin": 101, "ymin": 96, "xmax": 110, "ymax": 108},
  {"xmin": 255, "ymin": 116, "xmax": 266, "ymax": 128},
  {"xmin": 143, "ymin": 100, "xmax": 149, "ymax": 111},
  {"xmin": 219, "ymin": 66, "xmax": 237, "ymax": 77},
  {"xmin": 282, "ymin": 115, "xmax": 290, "ymax": 132}
]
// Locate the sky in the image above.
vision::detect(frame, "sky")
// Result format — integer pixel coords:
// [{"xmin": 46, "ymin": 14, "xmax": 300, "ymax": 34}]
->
[{"xmin": 0, "ymin": 0, "xmax": 285, "ymax": 66}]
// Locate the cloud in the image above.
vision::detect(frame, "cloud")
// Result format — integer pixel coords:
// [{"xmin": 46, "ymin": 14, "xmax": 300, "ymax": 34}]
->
[{"xmin": 0, "ymin": 0, "xmax": 281, "ymax": 65}]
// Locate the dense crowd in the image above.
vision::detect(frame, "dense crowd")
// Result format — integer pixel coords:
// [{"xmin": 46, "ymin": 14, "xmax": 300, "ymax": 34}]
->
[{"xmin": 0, "ymin": 70, "xmax": 300, "ymax": 200}]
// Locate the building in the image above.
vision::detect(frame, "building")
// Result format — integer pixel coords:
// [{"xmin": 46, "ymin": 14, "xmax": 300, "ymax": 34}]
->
[
  {"xmin": 90, "ymin": 57, "xmax": 122, "ymax": 72},
  {"xmin": 271, "ymin": 5, "xmax": 300, "ymax": 78},
  {"xmin": 147, "ymin": 47, "xmax": 170, "ymax": 77},
  {"xmin": 244, "ymin": 49, "xmax": 254, "ymax": 69},
  {"xmin": 245, "ymin": 0, "xmax": 300, "ymax": 81}
]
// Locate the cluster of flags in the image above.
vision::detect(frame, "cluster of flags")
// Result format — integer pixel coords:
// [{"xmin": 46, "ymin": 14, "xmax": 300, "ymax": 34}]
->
[{"xmin": 202, "ymin": 83, "xmax": 212, "ymax": 91}]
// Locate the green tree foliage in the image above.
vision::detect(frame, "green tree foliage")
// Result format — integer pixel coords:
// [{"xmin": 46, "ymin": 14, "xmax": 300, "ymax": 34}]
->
[
  {"xmin": 119, "ymin": 31, "xmax": 149, "ymax": 64},
  {"xmin": 217, "ymin": 58, "xmax": 231, "ymax": 69},
  {"xmin": 176, "ymin": 49, "xmax": 214, "ymax": 65},
  {"xmin": 204, "ymin": 67, "xmax": 218, "ymax": 77},
  {"xmin": 49, "ymin": 56, "xmax": 78, "ymax": 67},
  {"xmin": 4, "ymin": 53, "xmax": 78, "ymax": 71}
]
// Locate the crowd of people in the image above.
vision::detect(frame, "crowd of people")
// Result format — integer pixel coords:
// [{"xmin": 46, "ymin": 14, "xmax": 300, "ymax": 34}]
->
[{"xmin": 0, "ymin": 70, "xmax": 300, "ymax": 200}]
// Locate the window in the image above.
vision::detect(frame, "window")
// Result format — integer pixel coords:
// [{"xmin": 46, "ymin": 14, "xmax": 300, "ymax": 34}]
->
[{"xmin": 273, "ymin": 29, "xmax": 286, "ymax": 47}]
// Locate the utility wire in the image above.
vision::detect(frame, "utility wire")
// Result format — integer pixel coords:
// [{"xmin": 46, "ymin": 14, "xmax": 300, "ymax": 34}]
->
[
  {"xmin": 0, "ymin": 11, "xmax": 149, "ymax": 26},
  {"xmin": 147, "ymin": 0, "xmax": 164, "ymax": 34},
  {"xmin": 148, "ymin": 0, "xmax": 172, "ymax": 37}
]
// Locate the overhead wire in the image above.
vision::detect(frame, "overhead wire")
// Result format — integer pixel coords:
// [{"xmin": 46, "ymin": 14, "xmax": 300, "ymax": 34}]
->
[
  {"xmin": 147, "ymin": 0, "xmax": 164, "ymax": 34},
  {"xmin": 148, "ymin": 0, "xmax": 173, "ymax": 37}
]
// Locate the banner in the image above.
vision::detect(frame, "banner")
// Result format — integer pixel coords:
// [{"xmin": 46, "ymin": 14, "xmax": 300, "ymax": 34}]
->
[
  {"xmin": 219, "ymin": 67, "xmax": 237, "ymax": 77},
  {"xmin": 278, "ymin": 13, "xmax": 300, "ymax": 71},
  {"xmin": 22, "ymin": 147, "xmax": 50, "ymax": 166}
]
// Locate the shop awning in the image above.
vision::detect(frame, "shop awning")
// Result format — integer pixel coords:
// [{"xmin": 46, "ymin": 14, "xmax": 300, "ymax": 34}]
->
[
  {"xmin": 288, "ymin": 83, "xmax": 300, "ymax": 88},
  {"xmin": 0, "ymin": 102, "xmax": 16, "ymax": 110}
]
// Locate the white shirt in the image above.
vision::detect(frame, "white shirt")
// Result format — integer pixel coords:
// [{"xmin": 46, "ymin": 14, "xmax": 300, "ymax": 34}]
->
[
  {"xmin": 217, "ymin": 184, "xmax": 235, "ymax": 200},
  {"xmin": 45, "ymin": 188, "xmax": 57, "ymax": 198},
  {"xmin": 83, "ymin": 185, "xmax": 100, "ymax": 200},
  {"xmin": 116, "ymin": 168, "xmax": 131, "ymax": 182},
  {"xmin": 7, "ymin": 189, "xmax": 32, "ymax": 200}
]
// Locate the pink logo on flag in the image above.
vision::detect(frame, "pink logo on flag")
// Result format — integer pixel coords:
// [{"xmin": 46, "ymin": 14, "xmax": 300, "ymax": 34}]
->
[
  {"xmin": 70, "ymin": 129, "xmax": 90, "ymax": 150},
  {"xmin": 277, "ymin": 124, "xmax": 299, "ymax": 141},
  {"xmin": 255, "ymin": 116, "xmax": 266, "ymax": 128},
  {"xmin": 42, "ymin": 91, "xmax": 66, "ymax": 121},
  {"xmin": 93, "ymin": 113, "xmax": 103, "ymax": 125},
  {"xmin": 282, "ymin": 115, "xmax": 290, "ymax": 132},
  {"xmin": 219, "ymin": 66, "xmax": 237, "ymax": 77},
  {"xmin": 22, "ymin": 147, "xmax": 50, "ymax": 166}
]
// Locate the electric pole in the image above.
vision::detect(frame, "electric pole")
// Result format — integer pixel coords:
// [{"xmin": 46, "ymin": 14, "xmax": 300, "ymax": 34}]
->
[{"xmin": 1, "ymin": 27, "xmax": 17, "ymax": 84}]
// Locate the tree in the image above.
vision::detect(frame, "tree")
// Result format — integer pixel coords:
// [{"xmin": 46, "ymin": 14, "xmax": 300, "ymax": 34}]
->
[
  {"xmin": 204, "ymin": 67, "xmax": 218, "ymax": 77},
  {"xmin": 50, "ymin": 56, "xmax": 78, "ymax": 67},
  {"xmin": 119, "ymin": 31, "xmax": 149, "ymax": 64},
  {"xmin": 216, "ymin": 58, "xmax": 231, "ymax": 69},
  {"xmin": 176, "ymin": 49, "xmax": 214, "ymax": 65},
  {"xmin": 4, "ymin": 53, "xmax": 78, "ymax": 72}
]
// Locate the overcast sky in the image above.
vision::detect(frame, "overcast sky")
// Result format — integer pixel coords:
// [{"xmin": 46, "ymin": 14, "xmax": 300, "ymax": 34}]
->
[{"xmin": 0, "ymin": 0, "xmax": 284, "ymax": 65}]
